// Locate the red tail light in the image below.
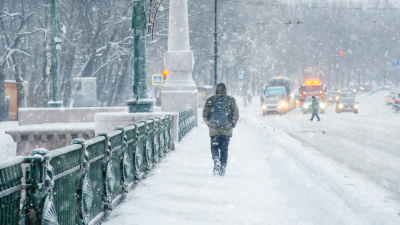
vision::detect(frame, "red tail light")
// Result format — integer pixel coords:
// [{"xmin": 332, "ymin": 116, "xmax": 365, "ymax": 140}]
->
[{"xmin": 396, "ymin": 100, "xmax": 399, "ymax": 102}]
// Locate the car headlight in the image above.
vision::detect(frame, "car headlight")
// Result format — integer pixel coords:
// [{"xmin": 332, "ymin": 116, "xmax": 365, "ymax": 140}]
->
[
  {"xmin": 262, "ymin": 105, "xmax": 266, "ymax": 109},
  {"xmin": 335, "ymin": 96, "xmax": 339, "ymax": 100},
  {"xmin": 339, "ymin": 104, "xmax": 344, "ymax": 108},
  {"xmin": 303, "ymin": 104, "xmax": 309, "ymax": 108},
  {"xmin": 329, "ymin": 98, "xmax": 332, "ymax": 101},
  {"xmin": 296, "ymin": 100, "xmax": 299, "ymax": 103},
  {"xmin": 320, "ymin": 103, "xmax": 325, "ymax": 108},
  {"xmin": 281, "ymin": 102, "xmax": 287, "ymax": 107},
  {"xmin": 353, "ymin": 89, "xmax": 356, "ymax": 92},
  {"xmin": 354, "ymin": 104, "xmax": 358, "ymax": 109}
]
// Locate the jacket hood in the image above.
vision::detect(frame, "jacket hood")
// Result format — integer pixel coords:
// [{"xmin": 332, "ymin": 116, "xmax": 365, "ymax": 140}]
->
[{"xmin": 216, "ymin": 83, "xmax": 226, "ymax": 95}]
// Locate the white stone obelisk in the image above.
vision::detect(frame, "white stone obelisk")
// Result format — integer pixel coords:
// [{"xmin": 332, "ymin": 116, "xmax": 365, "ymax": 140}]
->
[{"xmin": 161, "ymin": 0, "xmax": 198, "ymax": 125}]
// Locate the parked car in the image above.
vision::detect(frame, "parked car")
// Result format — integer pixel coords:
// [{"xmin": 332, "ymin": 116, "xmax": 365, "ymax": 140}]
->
[
  {"xmin": 301, "ymin": 96, "xmax": 326, "ymax": 114},
  {"xmin": 385, "ymin": 92, "xmax": 398, "ymax": 105},
  {"xmin": 336, "ymin": 98, "xmax": 358, "ymax": 113},
  {"xmin": 392, "ymin": 93, "xmax": 400, "ymax": 113}
]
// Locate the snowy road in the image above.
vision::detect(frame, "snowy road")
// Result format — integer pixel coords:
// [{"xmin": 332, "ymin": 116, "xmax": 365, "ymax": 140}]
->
[
  {"xmin": 104, "ymin": 92, "xmax": 400, "ymax": 224},
  {"xmin": 244, "ymin": 91, "xmax": 400, "ymax": 196}
]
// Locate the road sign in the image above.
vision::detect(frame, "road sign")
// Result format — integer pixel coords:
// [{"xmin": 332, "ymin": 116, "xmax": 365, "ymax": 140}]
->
[
  {"xmin": 152, "ymin": 74, "xmax": 163, "ymax": 85},
  {"xmin": 394, "ymin": 60, "xmax": 399, "ymax": 67},
  {"xmin": 292, "ymin": 76, "xmax": 297, "ymax": 82},
  {"xmin": 239, "ymin": 72, "xmax": 244, "ymax": 86},
  {"xmin": 306, "ymin": 67, "xmax": 312, "ymax": 73}
]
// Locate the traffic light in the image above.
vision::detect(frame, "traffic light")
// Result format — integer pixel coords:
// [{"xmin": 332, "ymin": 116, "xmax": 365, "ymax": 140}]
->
[
  {"xmin": 340, "ymin": 51, "xmax": 343, "ymax": 57},
  {"xmin": 163, "ymin": 70, "xmax": 168, "ymax": 80}
]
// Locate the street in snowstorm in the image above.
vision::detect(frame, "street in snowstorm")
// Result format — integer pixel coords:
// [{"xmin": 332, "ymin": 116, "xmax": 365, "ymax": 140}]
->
[{"xmin": 245, "ymin": 91, "xmax": 400, "ymax": 196}]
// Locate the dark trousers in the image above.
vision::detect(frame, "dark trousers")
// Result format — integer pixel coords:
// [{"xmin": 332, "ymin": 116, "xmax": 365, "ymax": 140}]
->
[
  {"xmin": 210, "ymin": 135, "xmax": 230, "ymax": 166},
  {"xmin": 311, "ymin": 109, "xmax": 320, "ymax": 121}
]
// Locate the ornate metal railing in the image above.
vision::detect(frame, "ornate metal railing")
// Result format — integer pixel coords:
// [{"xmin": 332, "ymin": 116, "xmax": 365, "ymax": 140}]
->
[
  {"xmin": 0, "ymin": 110, "xmax": 195, "ymax": 225},
  {"xmin": 178, "ymin": 108, "xmax": 195, "ymax": 142}
]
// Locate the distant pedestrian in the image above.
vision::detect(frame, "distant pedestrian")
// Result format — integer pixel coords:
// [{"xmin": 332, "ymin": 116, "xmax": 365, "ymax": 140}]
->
[
  {"xmin": 247, "ymin": 93, "xmax": 252, "ymax": 105},
  {"xmin": 203, "ymin": 83, "xmax": 239, "ymax": 176},
  {"xmin": 260, "ymin": 95, "xmax": 265, "ymax": 105},
  {"xmin": 310, "ymin": 96, "xmax": 321, "ymax": 121}
]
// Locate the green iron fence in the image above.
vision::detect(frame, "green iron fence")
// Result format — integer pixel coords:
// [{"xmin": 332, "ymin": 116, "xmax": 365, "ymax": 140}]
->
[
  {"xmin": 179, "ymin": 108, "xmax": 195, "ymax": 141},
  {"xmin": 0, "ymin": 109, "xmax": 195, "ymax": 225}
]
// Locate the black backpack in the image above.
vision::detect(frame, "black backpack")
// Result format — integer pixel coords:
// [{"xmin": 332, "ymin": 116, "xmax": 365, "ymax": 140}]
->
[{"xmin": 211, "ymin": 95, "xmax": 230, "ymax": 126}]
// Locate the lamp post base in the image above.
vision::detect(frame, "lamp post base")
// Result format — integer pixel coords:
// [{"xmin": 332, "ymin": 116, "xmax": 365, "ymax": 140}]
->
[
  {"xmin": 48, "ymin": 101, "xmax": 63, "ymax": 108},
  {"xmin": 127, "ymin": 99, "xmax": 154, "ymax": 113}
]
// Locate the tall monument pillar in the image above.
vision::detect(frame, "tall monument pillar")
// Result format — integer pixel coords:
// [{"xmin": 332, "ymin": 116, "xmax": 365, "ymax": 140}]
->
[{"xmin": 161, "ymin": 0, "xmax": 198, "ymax": 125}]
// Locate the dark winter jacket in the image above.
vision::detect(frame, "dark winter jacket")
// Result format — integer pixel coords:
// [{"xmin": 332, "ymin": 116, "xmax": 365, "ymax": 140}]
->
[{"xmin": 202, "ymin": 83, "xmax": 239, "ymax": 137}]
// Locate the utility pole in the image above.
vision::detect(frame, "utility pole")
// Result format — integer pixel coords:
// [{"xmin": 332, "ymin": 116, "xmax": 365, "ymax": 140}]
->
[
  {"xmin": 214, "ymin": 0, "xmax": 218, "ymax": 87},
  {"xmin": 48, "ymin": 0, "xmax": 62, "ymax": 108},
  {"xmin": 254, "ymin": 22, "xmax": 268, "ymax": 96},
  {"xmin": 128, "ymin": 0, "xmax": 153, "ymax": 112}
]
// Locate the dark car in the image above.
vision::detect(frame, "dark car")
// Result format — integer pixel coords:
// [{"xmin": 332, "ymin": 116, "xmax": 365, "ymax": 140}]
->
[
  {"xmin": 348, "ymin": 85, "xmax": 358, "ymax": 95},
  {"xmin": 329, "ymin": 91, "xmax": 340, "ymax": 103},
  {"xmin": 336, "ymin": 98, "xmax": 358, "ymax": 113}
]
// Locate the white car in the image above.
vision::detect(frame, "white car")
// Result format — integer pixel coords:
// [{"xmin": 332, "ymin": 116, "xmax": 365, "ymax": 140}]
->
[
  {"xmin": 302, "ymin": 96, "xmax": 326, "ymax": 114},
  {"xmin": 261, "ymin": 98, "xmax": 284, "ymax": 116}
]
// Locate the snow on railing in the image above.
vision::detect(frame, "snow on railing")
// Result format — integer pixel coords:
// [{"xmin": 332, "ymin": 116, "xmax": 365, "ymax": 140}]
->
[{"xmin": 0, "ymin": 108, "xmax": 195, "ymax": 225}]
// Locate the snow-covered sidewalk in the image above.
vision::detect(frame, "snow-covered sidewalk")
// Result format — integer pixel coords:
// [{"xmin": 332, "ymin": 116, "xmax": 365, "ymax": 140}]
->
[{"xmin": 103, "ymin": 117, "xmax": 400, "ymax": 224}]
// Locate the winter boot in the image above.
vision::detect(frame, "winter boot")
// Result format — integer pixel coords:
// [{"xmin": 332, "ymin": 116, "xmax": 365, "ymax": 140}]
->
[
  {"xmin": 213, "ymin": 160, "xmax": 221, "ymax": 176},
  {"xmin": 219, "ymin": 165, "xmax": 226, "ymax": 176}
]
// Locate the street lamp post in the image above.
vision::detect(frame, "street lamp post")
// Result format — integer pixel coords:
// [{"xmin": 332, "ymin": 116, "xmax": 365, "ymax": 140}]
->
[
  {"xmin": 128, "ymin": 0, "xmax": 154, "ymax": 112},
  {"xmin": 214, "ymin": 0, "xmax": 218, "ymax": 87},
  {"xmin": 48, "ymin": 0, "xmax": 62, "ymax": 108}
]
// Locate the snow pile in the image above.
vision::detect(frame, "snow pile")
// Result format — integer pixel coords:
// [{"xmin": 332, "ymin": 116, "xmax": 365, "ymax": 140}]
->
[{"xmin": 0, "ymin": 121, "xmax": 18, "ymax": 161}]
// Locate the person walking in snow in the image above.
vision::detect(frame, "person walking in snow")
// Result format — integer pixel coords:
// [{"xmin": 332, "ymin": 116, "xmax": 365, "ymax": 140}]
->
[
  {"xmin": 203, "ymin": 83, "xmax": 239, "ymax": 176},
  {"xmin": 310, "ymin": 96, "xmax": 321, "ymax": 121},
  {"xmin": 247, "ymin": 93, "xmax": 252, "ymax": 105}
]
